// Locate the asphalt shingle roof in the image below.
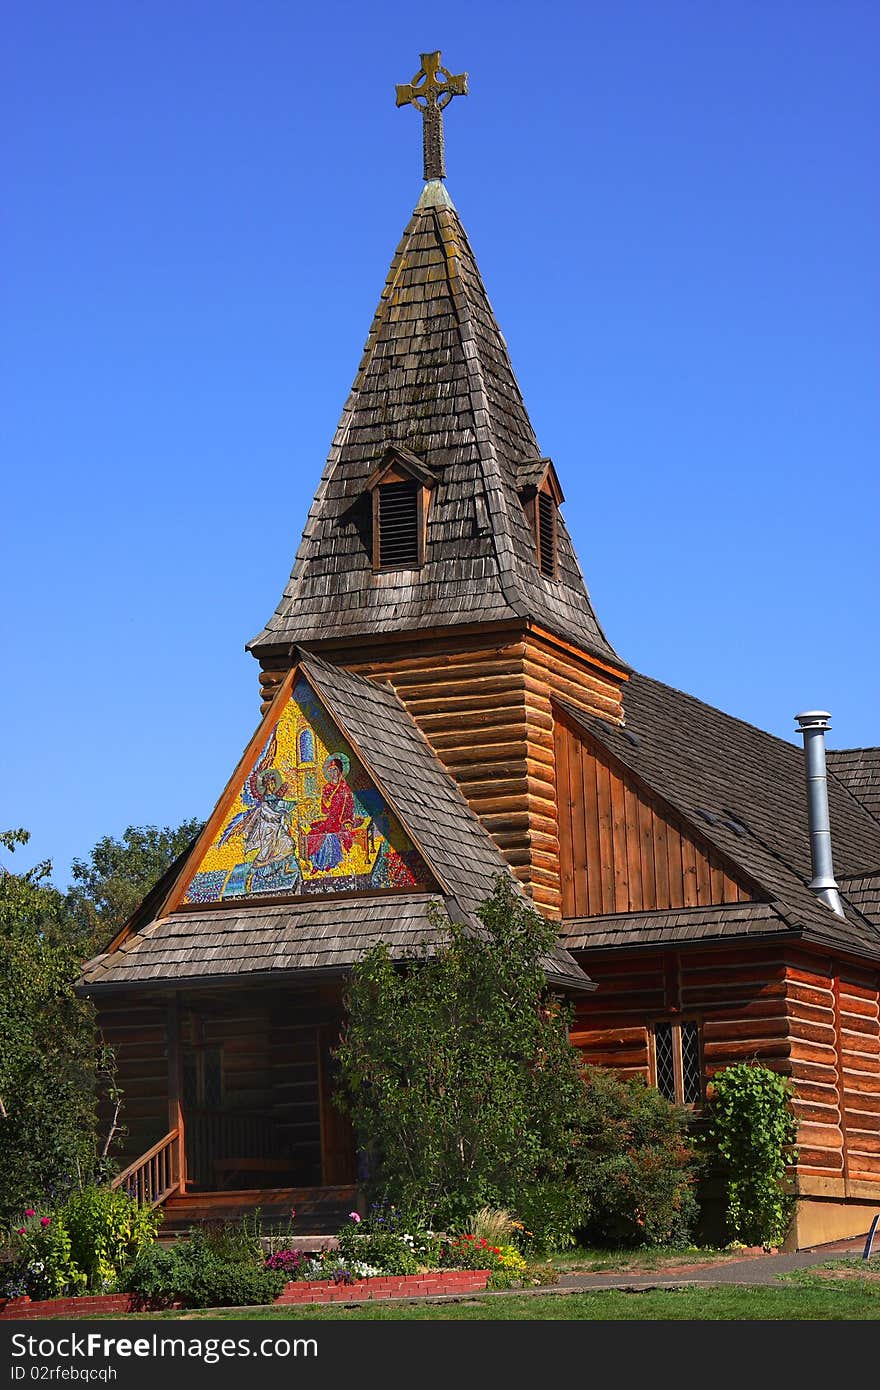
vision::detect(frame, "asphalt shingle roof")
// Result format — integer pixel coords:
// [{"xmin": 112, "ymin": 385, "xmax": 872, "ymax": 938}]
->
[
  {"xmin": 558, "ymin": 674, "xmax": 880, "ymax": 961},
  {"xmin": 828, "ymin": 748, "xmax": 880, "ymax": 826}
]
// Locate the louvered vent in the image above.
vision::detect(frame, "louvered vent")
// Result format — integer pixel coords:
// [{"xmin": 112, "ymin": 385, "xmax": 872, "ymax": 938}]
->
[
  {"xmin": 378, "ymin": 481, "xmax": 420, "ymax": 568},
  {"xmin": 537, "ymin": 490, "xmax": 557, "ymax": 577}
]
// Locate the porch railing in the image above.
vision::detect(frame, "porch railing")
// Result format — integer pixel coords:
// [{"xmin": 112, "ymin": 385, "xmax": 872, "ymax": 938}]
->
[{"xmin": 111, "ymin": 1128, "xmax": 181, "ymax": 1208}]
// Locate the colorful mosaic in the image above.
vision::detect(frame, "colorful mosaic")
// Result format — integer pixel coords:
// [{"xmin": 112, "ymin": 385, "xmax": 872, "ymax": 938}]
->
[{"xmin": 182, "ymin": 676, "xmax": 430, "ymax": 904}]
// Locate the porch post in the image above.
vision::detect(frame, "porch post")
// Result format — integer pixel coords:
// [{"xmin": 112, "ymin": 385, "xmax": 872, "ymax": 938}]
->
[{"xmin": 167, "ymin": 994, "xmax": 186, "ymax": 1194}]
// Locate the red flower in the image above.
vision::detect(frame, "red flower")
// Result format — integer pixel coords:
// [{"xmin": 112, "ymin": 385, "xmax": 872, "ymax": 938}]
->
[
  {"xmin": 24, "ymin": 1209, "xmax": 36, "ymax": 1218},
  {"xmin": 40, "ymin": 1217, "xmax": 51, "ymax": 1227}
]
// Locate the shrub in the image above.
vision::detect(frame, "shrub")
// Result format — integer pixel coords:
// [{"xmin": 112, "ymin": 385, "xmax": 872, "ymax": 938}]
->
[
  {"xmin": 60, "ymin": 1186, "xmax": 160, "ymax": 1291},
  {"xmin": 122, "ymin": 1233, "xmax": 286, "ymax": 1309},
  {"xmin": 335, "ymin": 1206, "xmax": 440, "ymax": 1273},
  {"xmin": 702, "ymin": 1062, "xmax": 798, "ymax": 1248},
  {"xmin": 3, "ymin": 1209, "xmax": 86, "ymax": 1301},
  {"xmin": 336, "ymin": 877, "xmax": 607, "ymax": 1242},
  {"xmin": 575, "ymin": 1067, "xmax": 699, "ymax": 1247},
  {"xmin": 513, "ymin": 1182, "xmax": 591, "ymax": 1254}
]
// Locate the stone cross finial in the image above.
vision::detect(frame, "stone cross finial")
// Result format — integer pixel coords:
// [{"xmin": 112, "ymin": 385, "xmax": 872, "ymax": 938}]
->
[{"xmin": 396, "ymin": 51, "xmax": 468, "ymax": 181}]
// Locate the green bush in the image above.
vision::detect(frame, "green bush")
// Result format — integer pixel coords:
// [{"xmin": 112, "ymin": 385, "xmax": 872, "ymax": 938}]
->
[
  {"xmin": 335, "ymin": 1204, "xmax": 440, "ymax": 1274},
  {"xmin": 336, "ymin": 878, "xmax": 614, "ymax": 1244},
  {"xmin": 2, "ymin": 1186, "xmax": 159, "ymax": 1299},
  {"xmin": 513, "ymin": 1182, "xmax": 591, "ymax": 1254},
  {"xmin": 336, "ymin": 878, "xmax": 699, "ymax": 1252},
  {"xmin": 702, "ymin": 1062, "xmax": 798, "ymax": 1248},
  {"xmin": 121, "ymin": 1233, "xmax": 286, "ymax": 1309},
  {"xmin": 60, "ymin": 1186, "xmax": 160, "ymax": 1291},
  {"xmin": 575, "ymin": 1067, "xmax": 699, "ymax": 1247},
  {"xmin": 4, "ymin": 1210, "xmax": 86, "ymax": 1301}
]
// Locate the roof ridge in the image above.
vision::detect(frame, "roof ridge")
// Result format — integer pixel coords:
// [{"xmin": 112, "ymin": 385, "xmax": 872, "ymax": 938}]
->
[
  {"xmin": 631, "ymin": 671, "xmax": 801, "ymax": 755},
  {"xmin": 828, "ymin": 746, "xmax": 880, "ymax": 755},
  {"xmin": 432, "ymin": 204, "xmax": 526, "ymax": 618}
]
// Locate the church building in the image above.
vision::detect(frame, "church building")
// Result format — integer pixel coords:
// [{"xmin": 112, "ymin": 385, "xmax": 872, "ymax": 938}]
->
[{"xmin": 80, "ymin": 54, "xmax": 880, "ymax": 1249}]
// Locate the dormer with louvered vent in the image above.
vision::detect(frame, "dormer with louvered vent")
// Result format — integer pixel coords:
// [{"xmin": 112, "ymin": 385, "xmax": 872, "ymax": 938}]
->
[
  {"xmin": 365, "ymin": 445, "xmax": 437, "ymax": 573},
  {"xmin": 516, "ymin": 457, "xmax": 564, "ymax": 581}
]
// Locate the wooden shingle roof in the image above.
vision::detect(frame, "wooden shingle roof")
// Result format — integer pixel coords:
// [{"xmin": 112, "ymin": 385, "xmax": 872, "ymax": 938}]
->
[
  {"xmin": 80, "ymin": 652, "xmax": 591, "ymax": 994},
  {"xmin": 248, "ymin": 182, "xmax": 619, "ymax": 666},
  {"xmin": 559, "ymin": 675, "xmax": 880, "ymax": 961}
]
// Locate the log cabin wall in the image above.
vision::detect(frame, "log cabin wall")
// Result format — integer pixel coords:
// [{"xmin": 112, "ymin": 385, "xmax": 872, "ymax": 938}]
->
[
  {"xmin": 257, "ymin": 623, "xmax": 627, "ymax": 917},
  {"xmin": 96, "ymin": 998, "xmax": 168, "ymax": 1165},
  {"xmin": 554, "ymin": 713, "xmax": 754, "ymax": 917},
  {"xmin": 784, "ymin": 949, "xmax": 880, "ymax": 1196},
  {"xmin": 569, "ymin": 944, "xmax": 880, "ymax": 1197}
]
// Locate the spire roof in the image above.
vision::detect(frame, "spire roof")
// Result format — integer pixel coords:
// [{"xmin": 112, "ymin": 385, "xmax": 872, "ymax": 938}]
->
[{"xmin": 249, "ymin": 185, "xmax": 622, "ymax": 668}]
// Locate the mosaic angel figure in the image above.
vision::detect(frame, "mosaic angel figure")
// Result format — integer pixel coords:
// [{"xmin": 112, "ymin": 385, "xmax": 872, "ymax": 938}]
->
[{"xmin": 220, "ymin": 729, "xmax": 298, "ymax": 867}]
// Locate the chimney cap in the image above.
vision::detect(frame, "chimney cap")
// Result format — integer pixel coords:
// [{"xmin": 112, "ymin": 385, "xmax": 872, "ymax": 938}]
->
[{"xmin": 795, "ymin": 711, "xmax": 832, "ymax": 732}]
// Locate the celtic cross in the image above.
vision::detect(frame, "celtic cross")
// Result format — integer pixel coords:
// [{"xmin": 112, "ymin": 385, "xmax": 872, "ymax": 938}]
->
[{"xmin": 395, "ymin": 51, "xmax": 468, "ymax": 181}]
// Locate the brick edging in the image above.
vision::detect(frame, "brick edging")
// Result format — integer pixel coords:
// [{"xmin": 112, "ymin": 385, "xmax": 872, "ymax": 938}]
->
[{"xmin": 0, "ymin": 1269, "xmax": 491, "ymax": 1319}]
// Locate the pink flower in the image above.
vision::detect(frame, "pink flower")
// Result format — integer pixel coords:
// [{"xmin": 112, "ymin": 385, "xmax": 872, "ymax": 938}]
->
[
  {"xmin": 40, "ymin": 1217, "xmax": 51, "ymax": 1227},
  {"xmin": 15, "ymin": 1228, "xmax": 25, "ymax": 1236},
  {"xmin": 349, "ymin": 1211, "xmax": 361, "ymax": 1223},
  {"xmin": 24, "ymin": 1209, "xmax": 36, "ymax": 1218}
]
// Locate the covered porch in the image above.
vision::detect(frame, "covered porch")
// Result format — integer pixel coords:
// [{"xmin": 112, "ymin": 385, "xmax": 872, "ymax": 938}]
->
[{"xmin": 101, "ymin": 981, "xmax": 358, "ymax": 1229}]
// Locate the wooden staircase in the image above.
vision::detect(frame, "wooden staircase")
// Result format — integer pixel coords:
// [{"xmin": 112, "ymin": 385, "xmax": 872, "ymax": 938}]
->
[{"xmin": 157, "ymin": 1185, "xmax": 359, "ymax": 1244}]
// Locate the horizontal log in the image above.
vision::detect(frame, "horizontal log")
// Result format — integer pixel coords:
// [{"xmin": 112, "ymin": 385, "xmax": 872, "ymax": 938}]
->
[
  {"xmin": 788, "ymin": 1040, "xmax": 837, "ymax": 1065},
  {"xmin": 574, "ymin": 1047, "xmax": 650, "ymax": 1068},
  {"xmin": 703, "ymin": 1039, "xmax": 790, "ymax": 1062},
  {"xmin": 702, "ymin": 1017, "xmax": 788, "ymax": 1042},
  {"xmin": 570, "ymin": 1026, "xmax": 647, "ymax": 1047},
  {"xmin": 838, "ymin": 994, "xmax": 879, "ymax": 1020},
  {"xmin": 784, "ymin": 965, "xmax": 834, "ymax": 990},
  {"xmin": 837, "ymin": 975, "xmax": 880, "ymax": 1000},
  {"xmin": 794, "ymin": 1150, "xmax": 844, "ymax": 1171},
  {"xmin": 430, "ymin": 730, "xmax": 529, "ymax": 756},
  {"xmin": 682, "ymin": 963, "xmax": 786, "ymax": 990}
]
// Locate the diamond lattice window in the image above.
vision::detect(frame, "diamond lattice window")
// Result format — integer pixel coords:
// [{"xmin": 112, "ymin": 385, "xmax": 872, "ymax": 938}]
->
[{"xmin": 651, "ymin": 1020, "xmax": 702, "ymax": 1106}]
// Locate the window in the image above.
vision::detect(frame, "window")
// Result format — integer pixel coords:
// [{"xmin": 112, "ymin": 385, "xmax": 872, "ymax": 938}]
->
[
  {"xmin": 183, "ymin": 1045, "xmax": 223, "ymax": 1109},
  {"xmin": 374, "ymin": 480, "xmax": 422, "ymax": 569},
  {"xmin": 651, "ymin": 1020, "xmax": 702, "ymax": 1105},
  {"xmin": 536, "ymin": 489, "xmax": 557, "ymax": 577}
]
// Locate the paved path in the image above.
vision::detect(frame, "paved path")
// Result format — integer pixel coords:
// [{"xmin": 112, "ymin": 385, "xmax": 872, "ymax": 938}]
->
[{"xmin": 554, "ymin": 1235, "xmax": 870, "ymax": 1290}]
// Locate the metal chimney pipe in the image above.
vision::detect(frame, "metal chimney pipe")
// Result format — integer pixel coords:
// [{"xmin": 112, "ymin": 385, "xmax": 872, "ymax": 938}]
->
[{"xmin": 794, "ymin": 710, "xmax": 845, "ymax": 918}]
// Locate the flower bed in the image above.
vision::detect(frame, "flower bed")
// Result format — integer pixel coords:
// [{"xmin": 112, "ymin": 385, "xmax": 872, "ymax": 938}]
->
[{"xmin": 0, "ymin": 1269, "xmax": 491, "ymax": 1320}]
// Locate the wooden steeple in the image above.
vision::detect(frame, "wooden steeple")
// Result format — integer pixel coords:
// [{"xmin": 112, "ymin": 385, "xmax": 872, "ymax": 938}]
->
[{"xmin": 249, "ymin": 56, "xmax": 630, "ymax": 916}]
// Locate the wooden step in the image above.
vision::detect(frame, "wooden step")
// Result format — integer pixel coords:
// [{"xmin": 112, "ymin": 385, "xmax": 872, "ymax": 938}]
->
[{"xmin": 158, "ymin": 1186, "xmax": 358, "ymax": 1243}]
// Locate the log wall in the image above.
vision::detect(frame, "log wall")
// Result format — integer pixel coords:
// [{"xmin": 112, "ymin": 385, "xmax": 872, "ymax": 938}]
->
[
  {"xmin": 569, "ymin": 944, "xmax": 880, "ymax": 1194},
  {"xmin": 257, "ymin": 623, "xmax": 627, "ymax": 917},
  {"xmin": 96, "ymin": 999, "xmax": 168, "ymax": 1164},
  {"xmin": 554, "ymin": 712, "xmax": 753, "ymax": 916}
]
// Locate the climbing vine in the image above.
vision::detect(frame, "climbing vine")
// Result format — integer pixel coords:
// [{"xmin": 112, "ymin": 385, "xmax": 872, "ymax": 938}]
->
[{"xmin": 703, "ymin": 1062, "xmax": 798, "ymax": 1249}]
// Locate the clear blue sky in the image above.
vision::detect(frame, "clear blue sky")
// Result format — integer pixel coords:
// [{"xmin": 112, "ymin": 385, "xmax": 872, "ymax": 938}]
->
[{"xmin": 3, "ymin": 1, "xmax": 878, "ymax": 887}]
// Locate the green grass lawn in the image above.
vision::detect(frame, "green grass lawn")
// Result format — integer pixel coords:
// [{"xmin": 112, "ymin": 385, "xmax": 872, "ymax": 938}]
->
[{"xmin": 115, "ymin": 1271, "xmax": 880, "ymax": 1321}]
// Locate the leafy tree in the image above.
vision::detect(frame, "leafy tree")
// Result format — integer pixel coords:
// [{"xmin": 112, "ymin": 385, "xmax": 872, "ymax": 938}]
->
[
  {"xmin": 0, "ymin": 831, "xmax": 116, "ymax": 1228},
  {"xmin": 66, "ymin": 819, "xmax": 202, "ymax": 952},
  {"xmin": 336, "ymin": 875, "xmax": 697, "ymax": 1246}
]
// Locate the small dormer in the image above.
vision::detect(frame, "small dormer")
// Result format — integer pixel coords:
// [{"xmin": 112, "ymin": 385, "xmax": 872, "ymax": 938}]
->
[
  {"xmin": 517, "ymin": 457, "xmax": 564, "ymax": 580},
  {"xmin": 365, "ymin": 446, "xmax": 437, "ymax": 572}
]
